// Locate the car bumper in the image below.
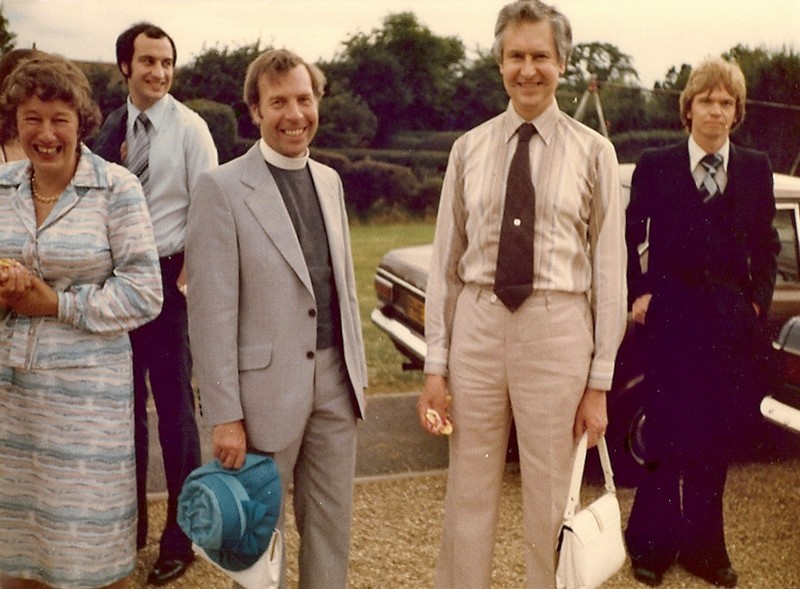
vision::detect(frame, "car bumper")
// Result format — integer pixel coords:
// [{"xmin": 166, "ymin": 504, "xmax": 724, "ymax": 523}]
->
[
  {"xmin": 761, "ymin": 394, "xmax": 800, "ymax": 434},
  {"xmin": 370, "ymin": 308, "xmax": 427, "ymax": 366}
]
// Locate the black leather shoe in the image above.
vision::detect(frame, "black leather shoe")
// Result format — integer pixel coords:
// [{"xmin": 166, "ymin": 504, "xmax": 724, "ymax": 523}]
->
[
  {"xmin": 147, "ymin": 555, "xmax": 194, "ymax": 586},
  {"xmin": 680, "ymin": 561, "xmax": 737, "ymax": 587},
  {"xmin": 632, "ymin": 565, "xmax": 664, "ymax": 587}
]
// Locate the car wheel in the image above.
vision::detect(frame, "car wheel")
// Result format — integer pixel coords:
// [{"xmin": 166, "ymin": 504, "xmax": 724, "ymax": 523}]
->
[{"xmin": 604, "ymin": 378, "xmax": 649, "ymax": 487}]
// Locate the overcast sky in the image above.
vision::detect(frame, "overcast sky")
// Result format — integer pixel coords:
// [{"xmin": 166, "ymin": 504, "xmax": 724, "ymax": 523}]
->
[{"xmin": 3, "ymin": 0, "xmax": 798, "ymax": 87}]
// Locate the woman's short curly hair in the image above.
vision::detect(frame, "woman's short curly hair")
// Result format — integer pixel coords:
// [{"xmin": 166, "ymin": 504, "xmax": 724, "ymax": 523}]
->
[{"xmin": 0, "ymin": 53, "xmax": 102, "ymax": 144}]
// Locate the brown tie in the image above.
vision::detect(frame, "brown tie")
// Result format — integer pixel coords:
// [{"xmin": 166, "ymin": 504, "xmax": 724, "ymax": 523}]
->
[{"xmin": 494, "ymin": 123, "xmax": 536, "ymax": 312}]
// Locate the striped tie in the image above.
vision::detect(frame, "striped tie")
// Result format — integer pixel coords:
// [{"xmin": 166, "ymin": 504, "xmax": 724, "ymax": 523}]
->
[
  {"xmin": 699, "ymin": 153, "xmax": 723, "ymax": 203},
  {"xmin": 127, "ymin": 112, "xmax": 150, "ymax": 188}
]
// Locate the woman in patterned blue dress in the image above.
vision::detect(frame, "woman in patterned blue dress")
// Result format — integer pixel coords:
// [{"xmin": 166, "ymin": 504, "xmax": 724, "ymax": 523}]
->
[{"xmin": 0, "ymin": 54, "xmax": 163, "ymax": 589}]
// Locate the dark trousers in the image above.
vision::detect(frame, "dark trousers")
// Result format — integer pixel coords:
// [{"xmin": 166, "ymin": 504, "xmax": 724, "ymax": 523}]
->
[
  {"xmin": 131, "ymin": 253, "xmax": 201, "ymax": 559},
  {"xmin": 625, "ymin": 287, "xmax": 754, "ymax": 572},
  {"xmin": 626, "ymin": 456, "xmax": 729, "ymax": 572}
]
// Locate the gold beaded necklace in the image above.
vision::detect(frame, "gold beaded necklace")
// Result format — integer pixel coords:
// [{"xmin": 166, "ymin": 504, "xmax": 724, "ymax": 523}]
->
[{"xmin": 30, "ymin": 171, "xmax": 61, "ymax": 204}]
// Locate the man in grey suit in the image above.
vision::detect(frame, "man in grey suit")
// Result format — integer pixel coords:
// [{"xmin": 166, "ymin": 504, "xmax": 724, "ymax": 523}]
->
[{"xmin": 185, "ymin": 49, "xmax": 367, "ymax": 589}]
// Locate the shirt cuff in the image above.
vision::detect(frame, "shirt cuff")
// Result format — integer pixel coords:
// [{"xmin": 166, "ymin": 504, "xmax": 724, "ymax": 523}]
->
[
  {"xmin": 587, "ymin": 358, "xmax": 615, "ymax": 392},
  {"xmin": 56, "ymin": 290, "xmax": 74, "ymax": 325},
  {"xmin": 424, "ymin": 346, "xmax": 449, "ymax": 376}
]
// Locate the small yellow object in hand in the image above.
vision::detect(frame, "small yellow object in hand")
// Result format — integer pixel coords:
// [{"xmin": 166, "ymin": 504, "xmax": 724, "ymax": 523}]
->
[
  {"xmin": 425, "ymin": 408, "xmax": 453, "ymax": 435},
  {"xmin": 0, "ymin": 258, "xmax": 16, "ymax": 267}
]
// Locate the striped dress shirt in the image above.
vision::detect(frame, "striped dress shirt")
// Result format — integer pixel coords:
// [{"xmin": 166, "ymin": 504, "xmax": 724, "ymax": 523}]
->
[{"xmin": 425, "ymin": 100, "xmax": 627, "ymax": 391}]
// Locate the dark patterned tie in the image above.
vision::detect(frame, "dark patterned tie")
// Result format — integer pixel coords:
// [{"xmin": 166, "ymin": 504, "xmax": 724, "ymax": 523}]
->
[
  {"xmin": 127, "ymin": 112, "xmax": 151, "ymax": 188},
  {"xmin": 699, "ymin": 153, "xmax": 723, "ymax": 203},
  {"xmin": 494, "ymin": 123, "xmax": 536, "ymax": 312}
]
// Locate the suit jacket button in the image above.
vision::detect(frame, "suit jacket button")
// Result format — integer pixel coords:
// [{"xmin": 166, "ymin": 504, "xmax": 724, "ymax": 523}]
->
[
  {"xmin": 307, "ymin": 351, "xmax": 315, "ymax": 359},
  {"xmin": 308, "ymin": 309, "xmax": 317, "ymax": 317}
]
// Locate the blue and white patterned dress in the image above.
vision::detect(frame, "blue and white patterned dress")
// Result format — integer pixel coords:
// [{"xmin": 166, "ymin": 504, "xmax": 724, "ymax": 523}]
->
[{"xmin": 0, "ymin": 146, "xmax": 163, "ymax": 588}]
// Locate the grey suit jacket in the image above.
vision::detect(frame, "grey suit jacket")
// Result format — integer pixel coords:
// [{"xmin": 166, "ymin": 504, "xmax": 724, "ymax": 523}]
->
[{"xmin": 186, "ymin": 143, "xmax": 367, "ymax": 452}]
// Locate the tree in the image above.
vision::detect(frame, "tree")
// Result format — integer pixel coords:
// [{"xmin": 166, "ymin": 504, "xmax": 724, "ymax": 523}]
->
[
  {"xmin": 727, "ymin": 45, "xmax": 800, "ymax": 174},
  {"xmin": 0, "ymin": 7, "xmax": 15, "ymax": 56},
  {"xmin": 324, "ymin": 12, "xmax": 466, "ymax": 145},
  {"xmin": 172, "ymin": 42, "xmax": 265, "ymax": 139},
  {"xmin": 564, "ymin": 42, "xmax": 639, "ymax": 89},
  {"xmin": 646, "ymin": 64, "xmax": 691, "ymax": 131},
  {"xmin": 82, "ymin": 65, "xmax": 127, "ymax": 121},
  {"xmin": 316, "ymin": 91, "xmax": 378, "ymax": 148},
  {"xmin": 558, "ymin": 43, "xmax": 645, "ymax": 134},
  {"xmin": 449, "ymin": 51, "xmax": 507, "ymax": 130}
]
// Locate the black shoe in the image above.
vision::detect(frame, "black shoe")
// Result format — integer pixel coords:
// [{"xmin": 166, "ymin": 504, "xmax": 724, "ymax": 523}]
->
[
  {"xmin": 147, "ymin": 555, "xmax": 194, "ymax": 586},
  {"xmin": 680, "ymin": 560, "xmax": 737, "ymax": 587},
  {"xmin": 632, "ymin": 565, "xmax": 664, "ymax": 587}
]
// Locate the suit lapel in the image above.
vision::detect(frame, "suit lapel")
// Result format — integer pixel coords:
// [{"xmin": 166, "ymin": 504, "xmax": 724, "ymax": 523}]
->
[
  {"xmin": 240, "ymin": 145, "xmax": 313, "ymax": 293},
  {"xmin": 726, "ymin": 144, "xmax": 748, "ymax": 240},
  {"xmin": 650, "ymin": 143, "xmax": 700, "ymax": 210},
  {"xmin": 309, "ymin": 160, "xmax": 347, "ymax": 290}
]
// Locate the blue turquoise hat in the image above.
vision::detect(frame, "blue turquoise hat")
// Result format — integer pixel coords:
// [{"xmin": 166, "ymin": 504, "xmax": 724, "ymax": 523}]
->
[{"xmin": 178, "ymin": 453, "xmax": 281, "ymax": 571}]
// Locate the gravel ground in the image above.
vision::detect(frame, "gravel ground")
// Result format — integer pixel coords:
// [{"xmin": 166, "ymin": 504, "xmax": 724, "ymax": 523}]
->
[{"xmin": 133, "ymin": 457, "xmax": 800, "ymax": 589}]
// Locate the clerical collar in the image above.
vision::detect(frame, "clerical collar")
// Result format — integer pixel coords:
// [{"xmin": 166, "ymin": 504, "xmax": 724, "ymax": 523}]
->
[{"xmin": 258, "ymin": 139, "xmax": 309, "ymax": 170}]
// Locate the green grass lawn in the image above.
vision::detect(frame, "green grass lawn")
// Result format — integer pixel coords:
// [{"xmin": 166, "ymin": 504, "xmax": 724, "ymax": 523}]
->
[{"xmin": 349, "ymin": 221, "xmax": 435, "ymax": 394}]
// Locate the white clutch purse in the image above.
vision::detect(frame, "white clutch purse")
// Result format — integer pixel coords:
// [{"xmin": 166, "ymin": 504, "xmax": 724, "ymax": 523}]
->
[
  {"xmin": 556, "ymin": 433, "xmax": 626, "ymax": 589},
  {"xmin": 193, "ymin": 529, "xmax": 282, "ymax": 589}
]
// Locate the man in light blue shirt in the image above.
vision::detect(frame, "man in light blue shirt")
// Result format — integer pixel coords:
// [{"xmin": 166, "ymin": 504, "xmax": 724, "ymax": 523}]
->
[{"xmin": 93, "ymin": 21, "xmax": 218, "ymax": 586}]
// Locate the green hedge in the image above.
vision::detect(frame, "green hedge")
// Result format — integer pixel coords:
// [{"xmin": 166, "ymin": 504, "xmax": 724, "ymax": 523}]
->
[
  {"xmin": 611, "ymin": 129, "xmax": 687, "ymax": 163},
  {"xmin": 185, "ymin": 98, "xmax": 250, "ymax": 163},
  {"xmin": 186, "ymin": 111, "xmax": 692, "ymax": 220}
]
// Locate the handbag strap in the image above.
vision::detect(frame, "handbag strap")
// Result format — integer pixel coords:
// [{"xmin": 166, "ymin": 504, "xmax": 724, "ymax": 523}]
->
[{"xmin": 562, "ymin": 432, "xmax": 616, "ymax": 521}]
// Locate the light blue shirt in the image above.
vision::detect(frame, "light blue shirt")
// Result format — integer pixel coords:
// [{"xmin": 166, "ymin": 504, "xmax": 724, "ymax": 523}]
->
[{"xmin": 127, "ymin": 94, "xmax": 218, "ymax": 257}]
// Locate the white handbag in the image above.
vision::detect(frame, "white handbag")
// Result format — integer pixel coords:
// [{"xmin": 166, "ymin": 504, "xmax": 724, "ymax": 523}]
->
[
  {"xmin": 193, "ymin": 529, "xmax": 282, "ymax": 589},
  {"xmin": 556, "ymin": 433, "xmax": 626, "ymax": 589}
]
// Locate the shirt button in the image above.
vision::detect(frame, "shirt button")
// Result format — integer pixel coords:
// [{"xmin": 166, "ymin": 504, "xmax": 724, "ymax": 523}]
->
[
  {"xmin": 307, "ymin": 351, "xmax": 315, "ymax": 359},
  {"xmin": 308, "ymin": 309, "xmax": 317, "ymax": 317},
  {"xmin": 490, "ymin": 294, "xmax": 498, "ymax": 303}
]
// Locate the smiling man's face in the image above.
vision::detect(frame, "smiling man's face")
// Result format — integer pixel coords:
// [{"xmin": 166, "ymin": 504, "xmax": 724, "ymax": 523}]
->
[
  {"xmin": 499, "ymin": 19, "xmax": 565, "ymax": 120},
  {"xmin": 249, "ymin": 64, "xmax": 319, "ymax": 158},
  {"xmin": 123, "ymin": 33, "xmax": 174, "ymax": 111}
]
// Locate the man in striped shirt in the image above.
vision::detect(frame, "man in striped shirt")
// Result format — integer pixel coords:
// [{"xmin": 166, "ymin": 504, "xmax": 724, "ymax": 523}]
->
[{"xmin": 417, "ymin": 2, "xmax": 626, "ymax": 587}]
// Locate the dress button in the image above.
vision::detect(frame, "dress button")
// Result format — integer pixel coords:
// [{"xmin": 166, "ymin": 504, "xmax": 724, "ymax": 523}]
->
[
  {"xmin": 307, "ymin": 351, "xmax": 315, "ymax": 359},
  {"xmin": 308, "ymin": 309, "xmax": 317, "ymax": 317}
]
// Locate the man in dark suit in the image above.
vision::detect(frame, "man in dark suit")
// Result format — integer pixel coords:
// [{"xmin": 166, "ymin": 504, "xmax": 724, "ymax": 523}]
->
[
  {"xmin": 185, "ymin": 49, "xmax": 367, "ymax": 589},
  {"xmin": 93, "ymin": 22, "xmax": 218, "ymax": 585},
  {"xmin": 624, "ymin": 57, "xmax": 780, "ymax": 588}
]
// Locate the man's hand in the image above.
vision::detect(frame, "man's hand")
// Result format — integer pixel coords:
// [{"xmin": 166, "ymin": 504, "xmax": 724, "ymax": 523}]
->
[
  {"xmin": 573, "ymin": 387, "xmax": 608, "ymax": 448},
  {"xmin": 177, "ymin": 265, "xmax": 187, "ymax": 297},
  {"xmin": 417, "ymin": 374, "xmax": 452, "ymax": 435},
  {"xmin": 213, "ymin": 420, "xmax": 247, "ymax": 470},
  {"xmin": 632, "ymin": 293, "xmax": 652, "ymax": 325}
]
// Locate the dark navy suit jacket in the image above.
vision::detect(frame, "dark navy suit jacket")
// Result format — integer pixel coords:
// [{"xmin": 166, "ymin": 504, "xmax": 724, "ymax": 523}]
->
[{"xmin": 91, "ymin": 105, "xmax": 128, "ymax": 165}]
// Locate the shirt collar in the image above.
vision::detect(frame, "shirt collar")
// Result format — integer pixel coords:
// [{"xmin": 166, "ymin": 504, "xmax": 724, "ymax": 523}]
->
[
  {"xmin": 502, "ymin": 99, "xmax": 559, "ymax": 146},
  {"xmin": 688, "ymin": 135, "xmax": 730, "ymax": 172},
  {"xmin": 127, "ymin": 94, "xmax": 169, "ymax": 133},
  {"xmin": 257, "ymin": 138, "xmax": 309, "ymax": 170}
]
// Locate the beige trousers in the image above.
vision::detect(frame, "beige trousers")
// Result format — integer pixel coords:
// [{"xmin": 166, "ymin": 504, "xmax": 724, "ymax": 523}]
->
[{"xmin": 435, "ymin": 286, "xmax": 593, "ymax": 589}]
